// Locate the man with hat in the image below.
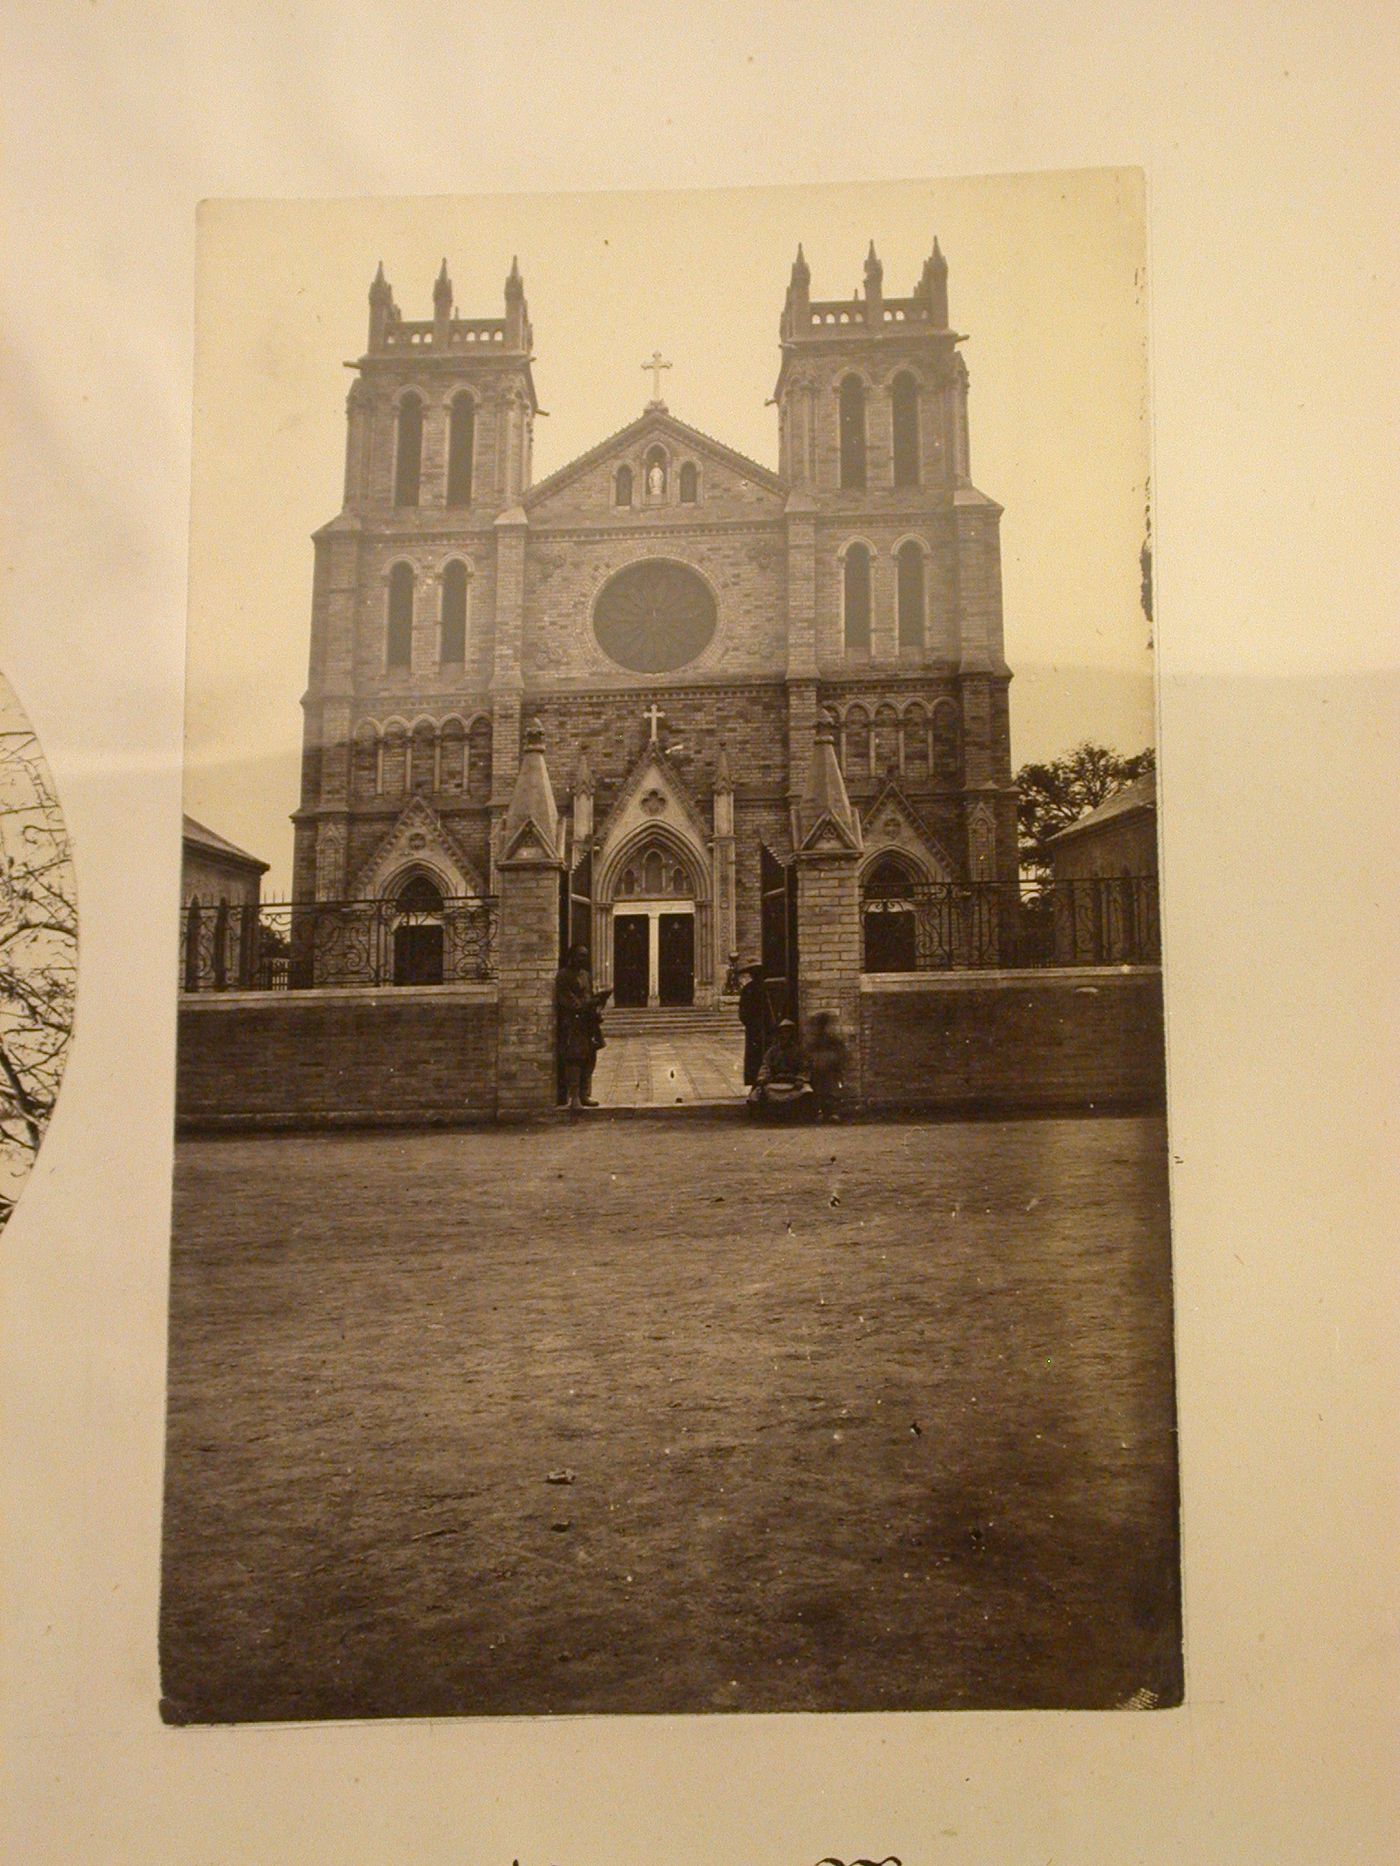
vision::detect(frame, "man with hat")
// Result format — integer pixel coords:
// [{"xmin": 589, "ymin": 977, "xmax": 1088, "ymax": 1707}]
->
[
  {"xmin": 736, "ymin": 960, "xmax": 776, "ymax": 1088},
  {"xmin": 747, "ymin": 1016, "xmax": 814, "ymax": 1118}
]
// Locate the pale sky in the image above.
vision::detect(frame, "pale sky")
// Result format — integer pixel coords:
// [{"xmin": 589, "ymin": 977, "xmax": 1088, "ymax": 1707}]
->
[{"xmin": 184, "ymin": 171, "xmax": 1152, "ymax": 892}]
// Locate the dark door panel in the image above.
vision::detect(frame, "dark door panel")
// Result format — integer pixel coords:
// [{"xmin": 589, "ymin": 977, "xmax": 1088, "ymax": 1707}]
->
[
  {"xmin": 658, "ymin": 913, "xmax": 694, "ymax": 1006},
  {"xmin": 614, "ymin": 913, "xmax": 649, "ymax": 1007}
]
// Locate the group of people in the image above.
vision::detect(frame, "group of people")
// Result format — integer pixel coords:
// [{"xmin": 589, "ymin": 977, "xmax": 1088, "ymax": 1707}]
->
[
  {"xmin": 553, "ymin": 946, "xmax": 847, "ymax": 1121},
  {"xmin": 736, "ymin": 961, "xmax": 847, "ymax": 1122}
]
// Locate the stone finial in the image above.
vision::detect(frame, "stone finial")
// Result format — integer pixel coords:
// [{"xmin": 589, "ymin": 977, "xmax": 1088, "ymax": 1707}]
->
[
  {"xmin": 504, "ymin": 255, "xmax": 529, "ymax": 347},
  {"xmin": 714, "ymin": 741, "xmax": 733, "ymax": 794},
  {"xmin": 864, "ymin": 238, "xmax": 883, "ymax": 325},
  {"xmin": 433, "ymin": 257, "xmax": 453, "ymax": 312},
  {"xmin": 500, "ymin": 717, "xmax": 560, "ymax": 862},
  {"xmin": 368, "ymin": 261, "xmax": 395, "ymax": 348},
  {"xmin": 573, "ymin": 745, "xmax": 595, "ymax": 797},
  {"xmin": 784, "ymin": 243, "xmax": 811, "ymax": 338},
  {"xmin": 924, "ymin": 234, "xmax": 949, "ymax": 326},
  {"xmin": 799, "ymin": 714, "xmax": 861, "ymax": 851}
]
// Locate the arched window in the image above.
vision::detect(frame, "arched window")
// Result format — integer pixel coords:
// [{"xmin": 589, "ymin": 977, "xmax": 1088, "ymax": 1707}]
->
[
  {"xmin": 615, "ymin": 465, "xmax": 633, "ymax": 508},
  {"xmin": 678, "ymin": 461, "xmax": 698, "ymax": 504},
  {"xmin": 844, "ymin": 706, "xmax": 870, "ymax": 781},
  {"xmin": 397, "ymin": 874, "xmax": 443, "ymax": 916},
  {"xmin": 353, "ymin": 723, "xmax": 379, "ymax": 800},
  {"xmin": 440, "ymin": 560, "xmax": 467, "ymax": 663},
  {"xmin": 393, "ymin": 874, "xmax": 445, "ymax": 985},
  {"xmin": 439, "ymin": 717, "xmax": 466, "ymax": 792},
  {"xmin": 393, "ymin": 393, "xmax": 423, "ymax": 507},
  {"xmin": 892, "ymin": 372, "xmax": 920, "ymax": 487},
  {"xmin": 932, "ymin": 702, "xmax": 961, "ymax": 786},
  {"xmin": 873, "ymin": 704, "xmax": 900, "ymax": 778},
  {"xmin": 644, "ymin": 446, "xmax": 668, "ymax": 499},
  {"xmin": 896, "ymin": 541, "xmax": 926, "ymax": 653},
  {"xmin": 843, "ymin": 544, "xmax": 872, "ymax": 656},
  {"xmin": 902, "ymin": 704, "xmax": 930, "ymax": 781},
  {"xmin": 467, "ymin": 717, "xmax": 493, "ymax": 800},
  {"xmin": 381, "ymin": 723, "xmax": 409, "ymax": 794},
  {"xmin": 643, "ymin": 849, "xmax": 664, "ymax": 895},
  {"xmin": 386, "ymin": 563, "xmax": 414, "ymax": 669},
  {"xmin": 410, "ymin": 720, "xmax": 437, "ymax": 794},
  {"xmin": 839, "ymin": 375, "xmax": 867, "ymax": 489},
  {"xmin": 446, "ymin": 394, "xmax": 475, "ymax": 506},
  {"xmin": 862, "ymin": 856, "xmax": 918, "ymax": 973}
]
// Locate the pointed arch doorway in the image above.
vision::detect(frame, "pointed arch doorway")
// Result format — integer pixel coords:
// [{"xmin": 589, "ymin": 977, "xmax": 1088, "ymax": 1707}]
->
[
  {"xmin": 597, "ymin": 829, "xmax": 711, "ymax": 1009},
  {"xmin": 612, "ymin": 843, "xmax": 695, "ymax": 1007}
]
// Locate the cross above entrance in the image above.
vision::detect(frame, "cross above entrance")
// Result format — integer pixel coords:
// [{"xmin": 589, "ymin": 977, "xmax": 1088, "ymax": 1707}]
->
[
  {"xmin": 642, "ymin": 350, "xmax": 672, "ymax": 406},
  {"xmin": 643, "ymin": 700, "xmax": 666, "ymax": 743}
]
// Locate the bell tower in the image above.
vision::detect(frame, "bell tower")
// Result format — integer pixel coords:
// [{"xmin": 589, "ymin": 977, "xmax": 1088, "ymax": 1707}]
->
[
  {"xmin": 774, "ymin": 235, "xmax": 966, "ymax": 497},
  {"xmin": 773, "ymin": 237, "xmax": 1015, "ymax": 888},
  {"xmin": 341, "ymin": 256, "xmax": 538, "ymax": 515}
]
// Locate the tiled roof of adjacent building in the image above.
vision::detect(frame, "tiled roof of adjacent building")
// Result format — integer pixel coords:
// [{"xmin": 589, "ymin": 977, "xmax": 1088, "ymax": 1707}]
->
[
  {"xmin": 1047, "ymin": 773, "xmax": 1157, "ymax": 843},
  {"xmin": 181, "ymin": 814, "xmax": 269, "ymax": 872}
]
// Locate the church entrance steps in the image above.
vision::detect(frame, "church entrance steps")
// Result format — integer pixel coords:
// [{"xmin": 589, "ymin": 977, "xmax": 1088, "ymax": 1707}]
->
[{"xmin": 603, "ymin": 1006, "xmax": 740, "ymax": 1039}]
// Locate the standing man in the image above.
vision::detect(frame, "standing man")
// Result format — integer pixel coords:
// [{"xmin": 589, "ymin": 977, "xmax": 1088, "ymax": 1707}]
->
[
  {"xmin": 555, "ymin": 943, "xmax": 609, "ymax": 1111},
  {"xmin": 737, "ymin": 961, "xmax": 775, "ymax": 1088}
]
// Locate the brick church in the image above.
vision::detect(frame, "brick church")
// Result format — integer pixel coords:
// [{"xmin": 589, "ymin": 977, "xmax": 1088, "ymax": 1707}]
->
[{"xmin": 293, "ymin": 238, "xmax": 1016, "ymax": 1005}]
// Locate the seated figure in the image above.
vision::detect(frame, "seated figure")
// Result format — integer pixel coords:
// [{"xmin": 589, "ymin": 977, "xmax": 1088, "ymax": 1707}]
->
[{"xmin": 747, "ymin": 1017, "xmax": 814, "ymax": 1119}]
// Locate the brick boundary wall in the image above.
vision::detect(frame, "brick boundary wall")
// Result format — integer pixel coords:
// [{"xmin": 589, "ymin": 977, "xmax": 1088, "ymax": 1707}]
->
[
  {"xmin": 859, "ymin": 967, "xmax": 1166, "ymax": 1114},
  {"xmin": 176, "ymin": 985, "xmax": 499, "ymax": 1132}
]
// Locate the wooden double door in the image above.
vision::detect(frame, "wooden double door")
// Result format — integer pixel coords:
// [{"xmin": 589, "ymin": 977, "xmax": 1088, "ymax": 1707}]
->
[{"xmin": 613, "ymin": 909, "xmax": 695, "ymax": 1007}]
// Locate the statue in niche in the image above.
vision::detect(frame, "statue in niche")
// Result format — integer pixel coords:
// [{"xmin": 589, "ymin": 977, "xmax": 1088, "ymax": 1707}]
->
[{"xmin": 647, "ymin": 462, "xmax": 665, "ymax": 497}]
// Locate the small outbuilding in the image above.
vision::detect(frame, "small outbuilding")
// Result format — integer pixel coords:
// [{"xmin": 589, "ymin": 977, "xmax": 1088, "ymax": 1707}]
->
[
  {"xmin": 1047, "ymin": 774, "xmax": 1158, "ymax": 882},
  {"xmin": 1045, "ymin": 776, "xmax": 1159, "ymax": 965},
  {"xmin": 181, "ymin": 816, "xmax": 269, "ymax": 989}
]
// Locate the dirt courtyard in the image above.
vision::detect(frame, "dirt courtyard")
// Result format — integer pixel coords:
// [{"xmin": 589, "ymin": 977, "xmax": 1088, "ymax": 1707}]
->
[{"xmin": 160, "ymin": 1114, "xmax": 1181, "ymax": 1722}]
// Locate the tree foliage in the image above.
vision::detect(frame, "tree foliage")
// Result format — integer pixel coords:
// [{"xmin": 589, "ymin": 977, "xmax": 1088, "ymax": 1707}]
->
[
  {"xmin": 1016, "ymin": 740, "xmax": 1156, "ymax": 879},
  {"xmin": 0, "ymin": 715, "xmax": 76, "ymax": 1228}
]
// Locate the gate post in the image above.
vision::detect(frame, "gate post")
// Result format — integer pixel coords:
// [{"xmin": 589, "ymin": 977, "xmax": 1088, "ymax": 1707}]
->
[
  {"xmin": 495, "ymin": 718, "xmax": 565, "ymax": 1117},
  {"xmin": 794, "ymin": 716, "xmax": 864, "ymax": 1100}
]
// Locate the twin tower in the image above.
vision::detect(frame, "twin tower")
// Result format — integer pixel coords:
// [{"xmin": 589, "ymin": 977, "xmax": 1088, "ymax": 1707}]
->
[
  {"xmin": 340, "ymin": 236, "xmax": 975, "ymax": 516},
  {"xmin": 297, "ymin": 235, "xmax": 1014, "ymax": 1001}
]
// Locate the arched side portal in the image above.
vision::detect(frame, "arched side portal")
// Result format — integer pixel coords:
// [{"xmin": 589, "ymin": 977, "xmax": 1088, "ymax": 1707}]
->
[{"xmin": 594, "ymin": 823, "xmax": 713, "ymax": 1008}]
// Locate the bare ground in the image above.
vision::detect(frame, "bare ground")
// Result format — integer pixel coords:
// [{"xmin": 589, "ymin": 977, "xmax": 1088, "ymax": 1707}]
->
[{"xmin": 159, "ymin": 1114, "xmax": 1181, "ymax": 1721}]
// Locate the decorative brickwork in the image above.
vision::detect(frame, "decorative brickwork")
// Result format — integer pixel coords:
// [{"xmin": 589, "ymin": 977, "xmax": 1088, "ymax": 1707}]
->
[{"xmin": 294, "ymin": 243, "xmax": 1018, "ymax": 1005}]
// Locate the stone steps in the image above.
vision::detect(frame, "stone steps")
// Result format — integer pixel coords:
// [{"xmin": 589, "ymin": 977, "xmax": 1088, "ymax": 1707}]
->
[{"xmin": 605, "ymin": 1006, "xmax": 740, "ymax": 1038}]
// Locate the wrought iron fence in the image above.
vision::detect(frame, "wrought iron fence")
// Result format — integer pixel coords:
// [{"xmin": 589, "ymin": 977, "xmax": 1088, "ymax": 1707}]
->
[
  {"xmin": 862, "ymin": 876, "xmax": 1160, "ymax": 973},
  {"xmin": 180, "ymin": 894, "xmax": 498, "ymax": 992}
]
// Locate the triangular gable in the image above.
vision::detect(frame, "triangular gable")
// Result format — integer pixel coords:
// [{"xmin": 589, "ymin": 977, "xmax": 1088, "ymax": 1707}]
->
[
  {"xmin": 594, "ymin": 742, "xmax": 713, "ymax": 869},
  {"xmin": 860, "ymin": 781, "xmax": 957, "ymax": 881},
  {"xmin": 524, "ymin": 408, "xmax": 785, "ymax": 516},
  {"xmin": 797, "ymin": 811, "xmax": 862, "ymax": 855},
  {"xmin": 349, "ymin": 796, "xmax": 489, "ymax": 899}
]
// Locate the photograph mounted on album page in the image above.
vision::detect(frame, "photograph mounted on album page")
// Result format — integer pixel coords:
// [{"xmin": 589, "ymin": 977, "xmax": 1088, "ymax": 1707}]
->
[{"xmin": 162, "ymin": 168, "xmax": 1178, "ymax": 1724}]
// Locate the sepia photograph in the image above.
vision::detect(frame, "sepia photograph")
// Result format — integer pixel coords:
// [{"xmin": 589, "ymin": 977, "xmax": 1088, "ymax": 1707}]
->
[{"xmin": 161, "ymin": 171, "xmax": 1178, "ymax": 1723}]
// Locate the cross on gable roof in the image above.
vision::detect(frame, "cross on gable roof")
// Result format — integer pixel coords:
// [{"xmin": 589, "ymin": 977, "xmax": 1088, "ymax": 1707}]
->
[
  {"xmin": 593, "ymin": 737, "xmax": 712, "ymax": 858},
  {"xmin": 524, "ymin": 406, "xmax": 785, "ymax": 511}
]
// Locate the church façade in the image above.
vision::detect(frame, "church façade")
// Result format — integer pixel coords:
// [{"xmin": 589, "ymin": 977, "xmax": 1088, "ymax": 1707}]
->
[{"xmin": 292, "ymin": 239, "xmax": 1016, "ymax": 1007}]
